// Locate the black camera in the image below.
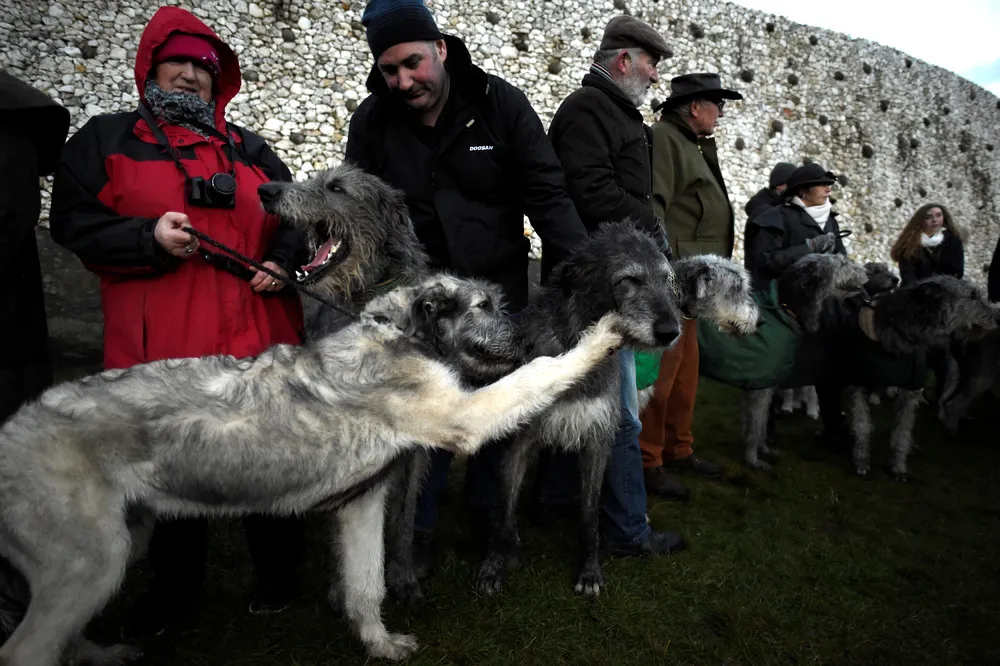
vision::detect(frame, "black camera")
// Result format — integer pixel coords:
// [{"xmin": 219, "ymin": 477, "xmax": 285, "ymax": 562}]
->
[{"xmin": 187, "ymin": 172, "xmax": 237, "ymax": 209}]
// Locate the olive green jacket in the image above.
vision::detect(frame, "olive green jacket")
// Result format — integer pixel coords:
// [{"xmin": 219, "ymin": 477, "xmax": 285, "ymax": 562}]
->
[{"xmin": 650, "ymin": 113, "xmax": 734, "ymax": 258}]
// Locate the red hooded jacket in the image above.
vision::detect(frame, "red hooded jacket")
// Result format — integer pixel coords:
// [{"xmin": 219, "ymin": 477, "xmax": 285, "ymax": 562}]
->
[{"xmin": 50, "ymin": 7, "xmax": 305, "ymax": 370}]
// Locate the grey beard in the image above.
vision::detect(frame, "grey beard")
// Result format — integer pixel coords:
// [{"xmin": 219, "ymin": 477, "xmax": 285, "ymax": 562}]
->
[
  {"xmin": 619, "ymin": 68, "xmax": 649, "ymax": 108},
  {"xmin": 143, "ymin": 81, "xmax": 217, "ymax": 136}
]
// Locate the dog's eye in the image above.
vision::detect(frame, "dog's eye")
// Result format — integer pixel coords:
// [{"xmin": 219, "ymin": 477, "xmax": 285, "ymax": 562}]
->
[
  {"xmin": 476, "ymin": 300, "xmax": 494, "ymax": 312},
  {"xmin": 326, "ymin": 181, "xmax": 344, "ymax": 193},
  {"xmin": 617, "ymin": 276, "xmax": 643, "ymax": 288}
]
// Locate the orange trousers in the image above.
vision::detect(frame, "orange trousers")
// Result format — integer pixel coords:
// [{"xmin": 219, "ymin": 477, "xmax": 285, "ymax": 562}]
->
[{"xmin": 639, "ymin": 318, "xmax": 699, "ymax": 468}]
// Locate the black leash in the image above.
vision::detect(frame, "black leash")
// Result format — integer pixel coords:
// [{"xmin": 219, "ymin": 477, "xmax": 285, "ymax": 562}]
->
[{"xmin": 181, "ymin": 226, "xmax": 358, "ymax": 319}]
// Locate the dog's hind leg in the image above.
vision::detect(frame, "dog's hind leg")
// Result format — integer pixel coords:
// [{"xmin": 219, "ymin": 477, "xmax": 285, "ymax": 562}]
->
[
  {"xmin": 0, "ymin": 510, "xmax": 134, "ymax": 666},
  {"xmin": 889, "ymin": 390, "xmax": 921, "ymax": 481},
  {"xmin": 742, "ymin": 388, "xmax": 774, "ymax": 471},
  {"xmin": 847, "ymin": 387, "xmax": 874, "ymax": 476},
  {"xmin": 779, "ymin": 388, "xmax": 795, "ymax": 414},
  {"xmin": 337, "ymin": 483, "xmax": 417, "ymax": 661},
  {"xmin": 384, "ymin": 450, "xmax": 427, "ymax": 605},
  {"xmin": 575, "ymin": 436, "xmax": 610, "ymax": 596},
  {"xmin": 476, "ymin": 436, "xmax": 534, "ymax": 595}
]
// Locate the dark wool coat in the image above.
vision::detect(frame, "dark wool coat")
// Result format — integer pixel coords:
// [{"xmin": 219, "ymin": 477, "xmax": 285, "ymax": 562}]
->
[{"xmin": 0, "ymin": 72, "xmax": 70, "ymax": 421}]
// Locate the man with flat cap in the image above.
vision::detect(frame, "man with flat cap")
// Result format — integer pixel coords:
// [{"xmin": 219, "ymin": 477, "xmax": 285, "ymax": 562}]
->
[
  {"xmin": 544, "ymin": 15, "xmax": 686, "ymax": 557},
  {"xmin": 638, "ymin": 73, "xmax": 743, "ymax": 500}
]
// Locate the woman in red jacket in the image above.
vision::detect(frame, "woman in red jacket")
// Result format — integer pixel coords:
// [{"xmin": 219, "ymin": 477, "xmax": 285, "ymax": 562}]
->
[{"xmin": 50, "ymin": 6, "xmax": 306, "ymax": 635}]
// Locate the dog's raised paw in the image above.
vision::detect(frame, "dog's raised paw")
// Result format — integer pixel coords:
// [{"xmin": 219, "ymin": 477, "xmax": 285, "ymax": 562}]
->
[{"xmin": 368, "ymin": 633, "xmax": 419, "ymax": 661}]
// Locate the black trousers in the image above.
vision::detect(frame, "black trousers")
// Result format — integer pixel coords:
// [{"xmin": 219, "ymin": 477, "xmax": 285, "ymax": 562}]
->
[{"xmin": 147, "ymin": 514, "xmax": 306, "ymax": 603}]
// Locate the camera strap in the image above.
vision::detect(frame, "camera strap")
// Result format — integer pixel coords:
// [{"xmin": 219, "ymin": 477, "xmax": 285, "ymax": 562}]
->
[{"xmin": 137, "ymin": 103, "xmax": 238, "ymax": 181}]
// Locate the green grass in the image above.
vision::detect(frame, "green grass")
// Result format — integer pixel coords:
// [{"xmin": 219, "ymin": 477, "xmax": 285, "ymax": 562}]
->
[{"xmin": 79, "ymin": 375, "xmax": 999, "ymax": 665}]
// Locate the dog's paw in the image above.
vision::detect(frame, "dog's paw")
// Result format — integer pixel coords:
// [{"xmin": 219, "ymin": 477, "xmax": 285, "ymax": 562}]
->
[
  {"xmin": 574, "ymin": 568, "xmax": 604, "ymax": 597},
  {"xmin": 367, "ymin": 633, "xmax": 419, "ymax": 661},
  {"xmin": 475, "ymin": 555, "xmax": 507, "ymax": 595},
  {"xmin": 745, "ymin": 458, "xmax": 771, "ymax": 472},
  {"xmin": 74, "ymin": 641, "xmax": 143, "ymax": 665},
  {"xmin": 855, "ymin": 466, "xmax": 869, "ymax": 477},
  {"xmin": 388, "ymin": 576, "xmax": 425, "ymax": 606},
  {"xmin": 589, "ymin": 313, "xmax": 624, "ymax": 353},
  {"xmin": 891, "ymin": 469, "xmax": 909, "ymax": 482}
]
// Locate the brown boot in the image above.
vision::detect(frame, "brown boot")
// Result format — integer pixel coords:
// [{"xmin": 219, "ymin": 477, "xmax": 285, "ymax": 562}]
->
[
  {"xmin": 643, "ymin": 466, "xmax": 690, "ymax": 501},
  {"xmin": 665, "ymin": 454, "xmax": 724, "ymax": 479}
]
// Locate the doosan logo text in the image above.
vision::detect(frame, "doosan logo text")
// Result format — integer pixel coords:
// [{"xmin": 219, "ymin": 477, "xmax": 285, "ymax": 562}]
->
[{"xmin": 469, "ymin": 145, "xmax": 494, "ymax": 151}]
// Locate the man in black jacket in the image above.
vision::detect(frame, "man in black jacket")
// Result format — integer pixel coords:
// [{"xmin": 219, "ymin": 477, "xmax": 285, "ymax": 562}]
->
[
  {"xmin": 347, "ymin": 0, "xmax": 588, "ymax": 575},
  {"xmin": 0, "ymin": 72, "xmax": 70, "ymax": 423},
  {"xmin": 545, "ymin": 16, "xmax": 686, "ymax": 556},
  {"xmin": 744, "ymin": 161, "xmax": 795, "ymax": 223}
]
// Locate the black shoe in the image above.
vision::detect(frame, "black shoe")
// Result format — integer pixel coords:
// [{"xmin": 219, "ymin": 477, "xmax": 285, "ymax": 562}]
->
[
  {"xmin": 604, "ymin": 530, "xmax": 687, "ymax": 557},
  {"xmin": 413, "ymin": 530, "xmax": 436, "ymax": 581},
  {"xmin": 664, "ymin": 454, "xmax": 725, "ymax": 480},
  {"xmin": 643, "ymin": 466, "xmax": 690, "ymax": 501}
]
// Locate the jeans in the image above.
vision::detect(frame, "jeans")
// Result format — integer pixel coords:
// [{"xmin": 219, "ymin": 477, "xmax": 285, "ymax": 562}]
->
[{"xmin": 536, "ymin": 349, "xmax": 652, "ymax": 547}]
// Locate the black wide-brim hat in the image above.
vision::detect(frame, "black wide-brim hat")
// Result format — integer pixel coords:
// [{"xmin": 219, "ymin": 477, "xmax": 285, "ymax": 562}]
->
[
  {"xmin": 652, "ymin": 72, "xmax": 743, "ymax": 112},
  {"xmin": 780, "ymin": 163, "xmax": 838, "ymax": 198}
]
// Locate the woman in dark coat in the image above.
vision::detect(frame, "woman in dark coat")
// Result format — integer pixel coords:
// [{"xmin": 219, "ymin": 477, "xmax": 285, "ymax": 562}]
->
[
  {"xmin": 890, "ymin": 203, "xmax": 966, "ymax": 396},
  {"xmin": 889, "ymin": 203, "xmax": 964, "ymax": 285},
  {"xmin": 0, "ymin": 72, "xmax": 70, "ymax": 423}
]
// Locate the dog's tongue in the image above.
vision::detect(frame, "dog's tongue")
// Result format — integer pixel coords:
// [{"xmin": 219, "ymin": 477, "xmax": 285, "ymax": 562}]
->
[{"xmin": 301, "ymin": 238, "xmax": 338, "ymax": 271}]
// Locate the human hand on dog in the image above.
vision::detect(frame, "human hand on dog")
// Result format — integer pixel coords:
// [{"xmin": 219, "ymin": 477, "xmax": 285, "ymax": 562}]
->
[
  {"xmin": 154, "ymin": 212, "xmax": 198, "ymax": 259},
  {"xmin": 250, "ymin": 261, "xmax": 287, "ymax": 293},
  {"xmin": 806, "ymin": 232, "xmax": 837, "ymax": 254}
]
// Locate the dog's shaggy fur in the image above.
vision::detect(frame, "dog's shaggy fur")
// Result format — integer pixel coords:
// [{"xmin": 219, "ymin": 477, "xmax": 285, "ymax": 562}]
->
[
  {"xmin": 0, "ymin": 274, "xmax": 624, "ymax": 666},
  {"xmin": 848, "ymin": 274, "xmax": 1000, "ymax": 479},
  {"xmin": 743, "ymin": 253, "xmax": 869, "ymax": 471},
  {"xmin": 475, "ymin": 225, "xmax": 760, "ymax": 596}
]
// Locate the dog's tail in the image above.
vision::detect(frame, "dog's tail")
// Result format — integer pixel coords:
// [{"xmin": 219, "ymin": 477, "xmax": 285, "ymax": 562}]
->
[{"xmin": 0, "ymin": 555, "xmax": 29, "ymax": 643}]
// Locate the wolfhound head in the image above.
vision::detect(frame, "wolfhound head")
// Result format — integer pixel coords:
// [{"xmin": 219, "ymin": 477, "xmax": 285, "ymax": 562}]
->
[
  {"xmin": 544, "ymin": 223, "xmax": 681, "ymax": 350},
  {"xmin": 364, "ymin": 274, "xmax": 525, "ymax": 386},
  {"xmin": 778, "ymin": 254, "xmax": 868, "ymax": 333},
  {"xmin": 873, "ymin": 275, "xmax": 1000, "ymax": 353},
  {"xmin": 863, "ymin": 261, "xmax": 900, "ymax": 296},
  {"xmin": 258, "ymin": 163, "xmax": 429, "ymax": 304},
  {"xmin": 672, "ymin": 255, "xmax": 760, "ymax": 336}
]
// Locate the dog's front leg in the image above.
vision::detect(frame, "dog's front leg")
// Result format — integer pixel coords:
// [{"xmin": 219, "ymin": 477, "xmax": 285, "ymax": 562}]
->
[
  {"xmin": 575, "ymin": 437, "xmax": 610, "ymax": 596},
  {"xmin": 742, "ymin": 389, "xmax": 773, "ymax": 471},
  {"xmin": 451, "ymin": 314, "xmax": 622, "ymax": 455},
  {"xmin": 337, "ymin": 483, "xmax": 418, "ymax": 661},
  {"xmin": 384, "ymin": 450, "xmax": 427, "ymax": 605},
  {"xmin": 889, "ymin": 390, "xmax": 921, "ymax": 481},
  {"xmin": 847, "ymin": 387, "xmax": 874, "ymax": 476}
]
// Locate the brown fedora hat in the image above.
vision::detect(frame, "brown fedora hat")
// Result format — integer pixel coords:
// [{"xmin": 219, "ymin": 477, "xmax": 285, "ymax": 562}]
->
[{"xmin": 653, "ymin": 73, "xmax": 743, "ymax": 113}]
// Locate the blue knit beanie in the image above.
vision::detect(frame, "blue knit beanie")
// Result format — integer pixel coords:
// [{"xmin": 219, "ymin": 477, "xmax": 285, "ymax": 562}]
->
[{"xmin": 361, "ymin": 0, "xmax": 444, "ymax": 62}]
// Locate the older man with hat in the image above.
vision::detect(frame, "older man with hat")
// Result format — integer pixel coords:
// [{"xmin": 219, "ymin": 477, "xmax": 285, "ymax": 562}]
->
[
  {"xmin": 745, "ymin": 161, "xmax": 797, "ymax": 223},
  {"xmin": 636, "ymin": 73, "xmax": 742, "ymax": 500},
  {"xmin": 544, "ymin": 16, "xmax": 686, "ymax": 557}
]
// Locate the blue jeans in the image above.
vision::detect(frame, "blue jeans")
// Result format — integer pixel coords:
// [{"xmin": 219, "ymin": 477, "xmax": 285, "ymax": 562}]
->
[
  {"xmin": 537, "ymin": 349, "xmax": 651, "ymax": 547},
  {"xmin": 414, "ymin": 437, "xmax": 509, "ymax": 534}
]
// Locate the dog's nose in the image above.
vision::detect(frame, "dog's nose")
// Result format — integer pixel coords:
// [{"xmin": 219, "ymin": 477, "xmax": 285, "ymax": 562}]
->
[
  {"xmin": 258, "ymin": 183, "xmax": 282, "ymax": 205},
  {"xmin": 654, "ymin": 318, "xmax": 680, "ymax": 346}
]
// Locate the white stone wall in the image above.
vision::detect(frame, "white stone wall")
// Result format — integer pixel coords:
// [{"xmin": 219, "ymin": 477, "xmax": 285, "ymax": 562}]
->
[{"xmin": 4, "ymin": 0, "xmax": 1000, "ymax": 278}]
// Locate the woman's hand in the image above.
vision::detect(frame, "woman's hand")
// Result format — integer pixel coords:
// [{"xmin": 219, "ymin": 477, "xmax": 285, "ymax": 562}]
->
[
  {"xmin": 250, "ymin": 261, "xmax": 287, "ymax": 292},
  {"xmin": 154, "ymin": 212, "xmax": 199, "ymax": 259}
]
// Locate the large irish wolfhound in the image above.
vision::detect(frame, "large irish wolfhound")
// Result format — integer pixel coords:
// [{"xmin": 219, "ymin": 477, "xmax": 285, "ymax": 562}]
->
[
  {"xmin": 742, "ymin": 254, "xmax": 869, "ymax": 470},
  {"xmin": 0, "ymin": 266, "xmax": 624, "ymax": 661},
  {"xmin": 847, "ymin": 274, "xmax": 1000, "ymax": 479},
  {"xmin": 474, "ymin": 224, "xmax": 761, "ymax": 597}
]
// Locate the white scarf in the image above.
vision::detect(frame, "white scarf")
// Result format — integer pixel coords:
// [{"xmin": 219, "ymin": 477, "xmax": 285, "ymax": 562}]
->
[
  {"xmin": 791, "ymin": 196, "xmax": 832, "ymax": 226},
  {"xmin": 921, "ymin": 231, "xmax": 945, "ymax": 248}
]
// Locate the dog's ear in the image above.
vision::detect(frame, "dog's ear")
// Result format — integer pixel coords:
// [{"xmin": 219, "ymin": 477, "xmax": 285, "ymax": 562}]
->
[{"xmin": 405, "ymin": 285, "xmax": 458, "ymax": 342}]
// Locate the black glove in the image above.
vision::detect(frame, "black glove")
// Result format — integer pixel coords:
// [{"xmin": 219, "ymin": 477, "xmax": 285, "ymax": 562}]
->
[{"xmin": 805, "ymin": 232, "xmax": 837, "ymax": 254}]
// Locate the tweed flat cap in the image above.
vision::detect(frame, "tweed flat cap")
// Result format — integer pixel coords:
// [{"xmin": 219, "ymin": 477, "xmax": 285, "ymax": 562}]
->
[{"xmin": 599, "ymin": 16, "xmax": 673, "ymax": 58}]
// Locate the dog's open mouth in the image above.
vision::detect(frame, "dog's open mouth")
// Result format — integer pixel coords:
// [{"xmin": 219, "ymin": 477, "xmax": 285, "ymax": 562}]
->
[{"xmin": 295, "ymin": 234, "xmax": 351, "ymax": 284}]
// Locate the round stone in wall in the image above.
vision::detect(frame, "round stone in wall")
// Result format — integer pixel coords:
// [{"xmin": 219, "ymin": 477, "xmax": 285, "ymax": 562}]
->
[
  {"xmin": 923, "ymin": 117, "xmax": 931, "ymax": 127},
  {"xmin": 765, "ymin": 21, "xmax": 775, "ymax": 32},
  {"xmin": 905, "ymin": 58, "xmax": 912, "ymax": 68},
  {"xmin": 865, "ymin": 222, "xmax": 874, "ymax": 232},
  {"xmin": 244, "ymin": 69, "xmax": 260, "ymax": 82},
  {"xmin": 838, "ymin": 174, "xmax": 850, "ymax": 187},
  {"xmin": 988, "ymin": 144, "xmax": 995, "ymax": 152},
  {"xmin": 580, "ymin": 26, "xmax": 591, "ymax": 39},
  {"xmin": 833, "ymin": 71, "xmax": 844, "ymax": 81},
  {"xmin": 290, "ymin": 132, "xmax": 305, "ymax": 145},
  {"xmin": 918, "ymin": 186, "xmax": 927, "ymax": 197},
  {"xmin": 862, "ymin": 63, "xmax": 872, "ymax": 74},
  {"xmin": 862, "ymin": 144, "xmax": 874, "ymax": 158},
  {"xmin": 281, "ymin": 28, "xmax": 295, "ymax": 42},
  {"xmin": 894, "ymin": 198, "xmax": 903, "ymax": 208},
  {"xmin": 735, "ymin": 138, "xmax": 745, "ymax": 150},
  {"xmin": 818, "ymin": 115, "xmax": 828, "ymax": 125},
  {"xmin": 943, "ymin": 107, "xmax": 950, "ymax": 115},
  {"xmin": 787, "ymin": 73, "xmax": 798, "ymax": 85},
  {"xmin": 910, "ymin": 138, "xmax": 919, "ymax": 149},
  {"xmin": 690, "ymin": 23, "xmax": 704, "ymax": 38},
  {"xmin": 809, "ymin": 35, "xmax": 818, "ymax": 45},
  {"xmin": 740, "ymin": 69, "xmax": 754, "ymax": 83},
  {"xmin": 486, "ymin": 11, "xmax": 500, "ymax": 24},
  {"xmin": 879, "ymin": 100, "xmax": 889, "ymax": 112},
  {"xmin": 771, "ymin": 119, "xmax": 783, "ymax": 134}
]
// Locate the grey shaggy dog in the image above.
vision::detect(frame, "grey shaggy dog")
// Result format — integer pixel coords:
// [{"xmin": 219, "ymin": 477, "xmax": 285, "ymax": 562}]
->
[
  {"xmin": 743, "ymin": 253, "xmax": 869, "ymax": 471},
  {"xmin": 0, "ymin": 273, "xmax": 625, "ymax": 666},
  {"xmin": 260, "ymin": 163, "xmax": 441, "ymax": 605},
  {"xmin": 475, "ymin": 224, "xmax": 761, "ymax": 597},
  {"xmin": 848, "ymin": 274, "xmax": 1000, "ymax": 479},
  {"xmin": 938, "ymin": 332, "xmax": 1000, "ymax": 431}
]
